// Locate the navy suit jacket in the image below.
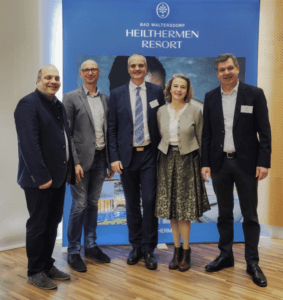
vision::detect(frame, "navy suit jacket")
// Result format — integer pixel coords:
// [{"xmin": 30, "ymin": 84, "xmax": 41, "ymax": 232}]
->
[
  {"xmin": 14, "ymin": 90, "xmax": 76, "ymax": 188},
  {"xmin": 201, "ymin": 82, "xmax": 271, "ymax": 175},
  {"xmin": 108, "ymin": 81, "xmax": 165, "ymax": 168}
]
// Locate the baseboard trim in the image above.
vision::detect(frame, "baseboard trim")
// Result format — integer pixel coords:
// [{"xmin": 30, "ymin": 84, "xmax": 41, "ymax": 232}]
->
[
  {"xmin": 0, "ymin": 243, "xmax": 26, "ymax": 252},
  {"xmin": 260, "ymin": 224, "xmax": 283, "ymax": 239}
]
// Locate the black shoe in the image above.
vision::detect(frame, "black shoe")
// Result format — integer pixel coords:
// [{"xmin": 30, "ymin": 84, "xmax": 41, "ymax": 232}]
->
[
  {"xmin": 67, "ymin": 254, "xmax": 87, "ymax": 272},
  {"xmin": 205, "ymin": 255, "xmax": 234, "ymax": 272},
  {"xmin": 144, "ymin": 252, "xmax": 157, "ymax": 270},
  {"xmin": 246, "ymin": 264, "xmax": 267, "ymax": 287},
  {"xmin": 85, "ymin": 246, "xmax": 110, "ymax": 263},
  {"xmin": 47, "ymin": 266, "xmax": 70, "ymax": 280},
  {"xmin": 27, "ymin": 271, "xmax": 57, "ymax": 290},
  {"xmin": 127, "ymin": 248, "xmax": 143, "ymax": 265}
]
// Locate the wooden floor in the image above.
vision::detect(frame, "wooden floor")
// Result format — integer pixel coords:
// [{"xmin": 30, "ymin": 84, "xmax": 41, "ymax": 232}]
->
[{"xmin": 1, "ymin": 238, "xmax": 283, "ymax": 300}]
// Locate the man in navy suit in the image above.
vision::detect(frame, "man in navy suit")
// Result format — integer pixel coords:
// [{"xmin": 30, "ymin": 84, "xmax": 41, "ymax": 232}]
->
[
  {"xmin": 108, "ymin": 54, "xmax": 165, "ymax": 270},
  {"xmin": 201, "ymin": 54, "xmax": 271, "ymax": 287},
  {"xmin": 14, "ymin": 65, "xmax": 75, "ymax": 290}
]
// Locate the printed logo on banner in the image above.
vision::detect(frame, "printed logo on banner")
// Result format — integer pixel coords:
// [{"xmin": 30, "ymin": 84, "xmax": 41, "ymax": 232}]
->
[
  {"xmin": 156, "ymin": 2, "xmax": 170, "ymax": 19},
  {"xmin": 159, "ymin": 228, "xmax": 172, "ymax": 234}
]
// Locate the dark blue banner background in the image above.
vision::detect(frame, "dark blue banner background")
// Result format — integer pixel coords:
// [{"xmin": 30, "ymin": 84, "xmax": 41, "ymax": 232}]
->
[{"xmin": 63, "ymin": 0, "xmax": 260, "ymax": 246}]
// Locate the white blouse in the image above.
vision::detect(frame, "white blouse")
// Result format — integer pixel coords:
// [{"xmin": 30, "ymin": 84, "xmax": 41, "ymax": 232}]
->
[{"xmin": 167, "ymin": 104, "xmax": 188, "ymax": 145}]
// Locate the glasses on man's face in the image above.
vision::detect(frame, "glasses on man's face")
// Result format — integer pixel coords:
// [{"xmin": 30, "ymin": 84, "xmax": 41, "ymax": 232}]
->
[{"xmin": 81, "ymin": 68, "xmax": 99, "ymax": 74}]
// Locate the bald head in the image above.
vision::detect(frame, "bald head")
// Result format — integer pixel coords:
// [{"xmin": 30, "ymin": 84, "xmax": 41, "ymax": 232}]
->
[
  {"xmin": 79, "ymin": 60, "xmax": 100, "ymax": 86},
  {"xmin": 36, "ymin": 65, "xmax": 60, "ymax": 99}
]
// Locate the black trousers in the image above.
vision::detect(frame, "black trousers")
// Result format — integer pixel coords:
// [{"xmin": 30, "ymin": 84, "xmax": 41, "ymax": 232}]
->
[
  {"xmin": 211, "ymin": 156, "xmax": 260, "ymax": 264},
  {"xmin": 24, "ymin": 181, "xmax": 66, "ymax": 276},
  {"xmin": 120, "ymin": 145, "xmax": 158, "ymax": 253}
]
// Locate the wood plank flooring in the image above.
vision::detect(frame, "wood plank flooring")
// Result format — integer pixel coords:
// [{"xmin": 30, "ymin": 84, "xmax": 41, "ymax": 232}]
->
[{"xmin": 1, "ymin": 238, "xmax": 283, "ymax": 300}]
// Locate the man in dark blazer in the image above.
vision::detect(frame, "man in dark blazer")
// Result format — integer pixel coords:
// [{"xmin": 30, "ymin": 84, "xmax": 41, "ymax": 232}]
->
[
  {"xmin": 201, "ymin": 54, "xmax": 271, "ymax": 287},
  {"xmin": 14, "ymin": 65, "xmax": 76, "ymax": 290},
  {"xmin": 108, "ymin": 54, "xmax": 165, "ymax": 270},
  {"xmin": 63, "ymin": 60, "xmax": 113, "ymax": 272}
]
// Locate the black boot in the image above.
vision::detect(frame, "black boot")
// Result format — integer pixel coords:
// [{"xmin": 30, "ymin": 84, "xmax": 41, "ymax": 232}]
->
[
  {"xmin": 179, "ymin": 248, "xmax": 191, "ymax": 272},
  {"xmin": 169, "ymin": 246, "xmax": 183, "ymax": 270}
]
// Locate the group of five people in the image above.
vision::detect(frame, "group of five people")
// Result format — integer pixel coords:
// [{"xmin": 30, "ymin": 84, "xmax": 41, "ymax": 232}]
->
[{"xmin": 14, "ymin": 53, "xmax": 271, "ymax": 290}]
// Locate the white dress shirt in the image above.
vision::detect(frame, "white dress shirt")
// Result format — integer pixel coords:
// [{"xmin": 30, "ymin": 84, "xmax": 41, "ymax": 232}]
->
[
  {"xmin": 83, "ymin": 85, "xmax": 105, "ymax": 149},
  {"xmin": 221, "ymin": 80, "xmax": 239, "ymax": 152},
  {"xmin": 129, "ymin": 80, "xmax": 150, "ymax": 147}
]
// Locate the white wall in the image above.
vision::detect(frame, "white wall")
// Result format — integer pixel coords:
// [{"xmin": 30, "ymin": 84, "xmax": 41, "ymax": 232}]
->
[{"xmin": 0, "ymin": 0, "xmax": 62, "ymax": 251}]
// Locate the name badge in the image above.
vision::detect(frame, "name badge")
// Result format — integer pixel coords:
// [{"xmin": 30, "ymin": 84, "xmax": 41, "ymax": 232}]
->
[
  {"xmin": 241, "ymin": 105, "xmax": 253, "ymax": 114},
  {"xmin": 149, "ymin": 99, "xmax": 159, "ymax": 108}
]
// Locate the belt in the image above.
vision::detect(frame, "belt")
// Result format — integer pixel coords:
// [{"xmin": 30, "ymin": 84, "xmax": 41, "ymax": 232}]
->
[
  {"xmin": 223, "ymin": 152, "xmax": 236, "ymax": 158},
  {"xmin": 134, "ymin": 144, "xmax": 151, "ymax": 152},
  {"xmin": 169, "ymin": 145, "xmax": 179, "ymax": 152}
]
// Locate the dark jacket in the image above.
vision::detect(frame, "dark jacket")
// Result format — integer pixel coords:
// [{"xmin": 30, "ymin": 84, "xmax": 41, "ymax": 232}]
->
[
  {"xmin": 14, "ymin": 90, "xmax": 75, "ymax": 188},
  {"xmin": 201, "ymin": 82, "xmax": 271, "ymax": 175},
  {"xmin": 108, "ymin": 82, "xmax": 165, "ymax": 168}
]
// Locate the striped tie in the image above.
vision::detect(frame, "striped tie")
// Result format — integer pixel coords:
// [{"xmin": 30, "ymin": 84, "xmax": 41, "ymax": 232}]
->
[{"xmin": 134, "ymin": 87, "xmax": 144, "ymax": 145}]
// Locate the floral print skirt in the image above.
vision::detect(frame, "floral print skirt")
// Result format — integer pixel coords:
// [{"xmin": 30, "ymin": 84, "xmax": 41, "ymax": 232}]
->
[{"xmin": 155, "ymin": 149, "xmax": 210, "ymax": 221}]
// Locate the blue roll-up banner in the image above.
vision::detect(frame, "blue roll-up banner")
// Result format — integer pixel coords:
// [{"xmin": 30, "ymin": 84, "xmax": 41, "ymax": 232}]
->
[{"xmin": 62, "ymin": 0, "xmax": 260, "ymax": 247}]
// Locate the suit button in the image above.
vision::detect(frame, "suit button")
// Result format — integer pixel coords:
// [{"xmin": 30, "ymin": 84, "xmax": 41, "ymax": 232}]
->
[
  {"xmin": 220, "ymin": 145, "xmax": 223, "ymax": 147},
  {"xmin": 63, "ymin": 161, "xmax": 66, "ymax": 164},
  {"xmin": 57, "ymin": 117, "xmax": 60, "ymax": 120},
  {"xmin": 63, "ymin": 145, "xmax": 66, "ymax": 149},
  {"xmin": 61, "ymin": 131, "xmax": 64, "ymax": 134}
]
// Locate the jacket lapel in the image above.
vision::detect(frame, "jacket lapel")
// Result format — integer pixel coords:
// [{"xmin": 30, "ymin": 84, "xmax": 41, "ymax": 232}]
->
[
  {"xmin": 123, "ymin": 83, "xmax": 133, "ymax": 124},
  {"xmin": 145, "ymin": 82, "xmax": 152, "ymax": 120},
  {"xmin": 233, "ymin": 82, "xmax": 245, "ymax": 130},
  {"xmin": 78, "ymin": 86, "xmax": 95, "ymax": 130},
  {"xmin": 100, "ymin": 93, "xmax": 108, "ymax": 136},
  {"xmin": 214, "ymin": 87, "xmax": 225, "ymax": 129}
]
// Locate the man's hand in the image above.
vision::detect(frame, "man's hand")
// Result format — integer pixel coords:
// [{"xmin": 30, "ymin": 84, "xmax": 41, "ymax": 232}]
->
[
  {"xmin": 256, "ymin": 167, "xmax": 268, "ymax": 181},
  {"xmin": 201, "ymin": 167, "xmax": 211, "ymax": 183},
  {"xmin": 107, "ymin": 169, "xmax": 114, "ymax": 179},
  {"xmin": 75, "ymin": 164, "xmax": 84, "ymax": 183},
  {"xmin": 111, "ymin": 161, "xmax": 123, "ymax": 175},
  {"xmin": 39, "ymin": 180, "xmax": 52, "ymax": 189}
]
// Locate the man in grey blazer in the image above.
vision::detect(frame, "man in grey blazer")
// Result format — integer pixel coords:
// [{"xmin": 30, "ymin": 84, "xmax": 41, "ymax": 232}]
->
[{"xmin": 63, "ymin": 60, "xmax": 113, "ymax": 272}]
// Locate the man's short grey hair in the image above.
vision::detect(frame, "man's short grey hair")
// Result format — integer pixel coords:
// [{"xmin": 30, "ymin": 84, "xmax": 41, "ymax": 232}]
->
[
  {"xmin": 37, "ymin": 68, "xmax": 43, "ymax": 81},
  {"xmin": 215, "ymin": 53, "xmax": 239, "ymax": 71},
  {"xmin": 127, "ymin": 54, "xmax": 147, "ymax": 67}
]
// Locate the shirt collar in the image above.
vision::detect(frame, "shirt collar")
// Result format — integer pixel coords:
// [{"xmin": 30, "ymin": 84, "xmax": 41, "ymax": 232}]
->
[
  {"xmin": 221, "ymin": 80, "xmax": 239, "ymax": 95},
  {"xmin": 83, "ymin": 84, "xmax": 100, "ymax": 97},
  {"xmin": 129, "ymin": 80, "xmax": 146, "ymax": 91},
  {"xmin": 35, "ymin": 88, "xmax": 57, "ymax": 103}
]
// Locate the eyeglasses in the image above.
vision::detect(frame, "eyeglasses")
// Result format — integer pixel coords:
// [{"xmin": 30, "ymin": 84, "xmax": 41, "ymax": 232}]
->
[
  {"xmin": 129, "ymin": 64, "xmax": 146, "ymax": 68},
  {"xmin": 81, "ymin": 68, "xmax": 99, "ymax": 73}
]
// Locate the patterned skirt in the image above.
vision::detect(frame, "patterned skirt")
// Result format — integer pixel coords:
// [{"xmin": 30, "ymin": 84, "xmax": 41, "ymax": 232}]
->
[{"xmin": 155, "ymin": 148, "xmax": 210, "ymax": 221}]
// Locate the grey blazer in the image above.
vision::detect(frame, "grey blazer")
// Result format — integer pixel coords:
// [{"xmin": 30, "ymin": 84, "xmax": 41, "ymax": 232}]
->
[
  {"xmin": 63, "ymin": 86, "xmax": 110, "ymax": 172},
  {"xmin": 157, "ymin": 103, "xmax": 203, "ymax": 155}
]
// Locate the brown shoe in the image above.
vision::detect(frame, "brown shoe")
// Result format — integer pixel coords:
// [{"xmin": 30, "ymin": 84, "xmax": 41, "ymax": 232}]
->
[
  {"xmin": 169, "ymin": 246, "xmax": 183, "ymax": 270},
  {"xmin": 179, "ymin": 248, "xmax": 191, "ymax": 272}
]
